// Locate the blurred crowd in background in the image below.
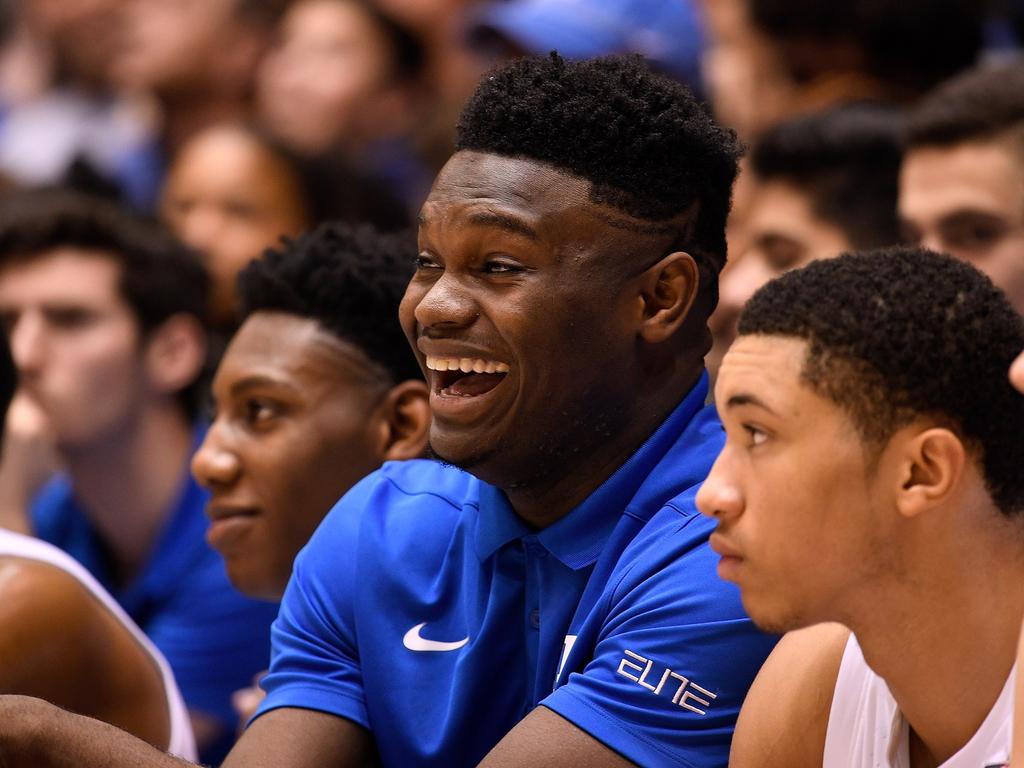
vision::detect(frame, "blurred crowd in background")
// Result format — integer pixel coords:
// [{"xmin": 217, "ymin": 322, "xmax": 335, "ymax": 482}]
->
[{"xmin": 0, "ymin": 0, "xmax": 1019, "ymax": 357}]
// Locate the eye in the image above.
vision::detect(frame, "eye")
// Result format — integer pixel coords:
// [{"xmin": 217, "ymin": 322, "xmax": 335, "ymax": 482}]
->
[
  {"xmin": 939, "ymin": 215, "xmax": 1009, "ymax": 255},
  {"xmin": 414, "ymin": 253, "xmax": 441, "ymax": 270},
  {"xmin": 481, "ymin": 258, "xmax": 524, "ymax": 275},
  {"xmin": 46, "ymin": 307, "xmax": 96, "ymax": 330},
  {"xmin": 244, "ymin": 398, "xmax": 279, "ymax": 428},
  {"xmin": 744, "ymin": 425, "xmax": 768, "ymax": 446}
]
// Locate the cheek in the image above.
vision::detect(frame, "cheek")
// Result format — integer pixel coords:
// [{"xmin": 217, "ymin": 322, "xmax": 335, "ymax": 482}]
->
[{"xmin": 59, "ymin": 332, "xmax": 140, "ymax": 394}]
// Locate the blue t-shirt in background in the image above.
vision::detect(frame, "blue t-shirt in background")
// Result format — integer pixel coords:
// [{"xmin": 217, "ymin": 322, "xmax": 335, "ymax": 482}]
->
[
  {"xmin": 31, "ymin": 430, "xmax": 279, "ymax": 764},
  {"xmin": 257, "ymin": 374, "xmax": 778, "ymax": 767}
]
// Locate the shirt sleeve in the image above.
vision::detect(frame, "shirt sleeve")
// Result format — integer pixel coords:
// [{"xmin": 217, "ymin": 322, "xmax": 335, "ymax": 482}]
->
[
  {"xmin": 253, "ymin": 475, "xmax": 376, "ymax": 730},
  {"xmin": 541, "ymin": 509, "xmax": 779, "ymax": 768}
]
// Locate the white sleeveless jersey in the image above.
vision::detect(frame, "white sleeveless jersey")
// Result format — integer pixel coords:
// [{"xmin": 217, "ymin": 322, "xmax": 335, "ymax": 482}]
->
[
  {"xmin": 0, "ymin": 529, "xmax": 197, "ymax": 760},
  {"xmin": 823, "ymin": 633, "xmax": 1013, "ymax": 768}
]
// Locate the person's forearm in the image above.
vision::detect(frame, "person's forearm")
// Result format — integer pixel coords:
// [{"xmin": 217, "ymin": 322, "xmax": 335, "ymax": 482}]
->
[{"xmin": 0, "ymin": 696, "xmax": 199, "ymax": 768}]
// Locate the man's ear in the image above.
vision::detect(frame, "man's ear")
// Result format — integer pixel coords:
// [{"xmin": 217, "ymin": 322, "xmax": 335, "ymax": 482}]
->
[
  {"xmin": 373, "ymin": 380, "xmax": 431, "ymax": 461},
  {"xmin": 893, "ymin": 427, "xmax": 966, "ymax": 519},
  {"xmin": 143, "ymin": 314, "xmax": 207, "ymax": 397},
  {"xmin": 636, "ymin": 251, "xmax": 700, "ymax": 344}
]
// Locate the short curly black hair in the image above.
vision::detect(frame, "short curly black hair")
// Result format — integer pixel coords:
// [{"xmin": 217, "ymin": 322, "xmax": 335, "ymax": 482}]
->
[
  {"xmin": 456, "ymin": 53, "xmax": 741, "ymax": 278},
  {"xmin": 738, "ymin": 246, "xmax": 1024, "ymax": 515},
  {"xmin": 751, "ymin": 104, "xmax": 904, "ymax": 249},
  {"xmin": 237, "ymin": 222, "xmax": 421, "ymax": 385},
  {"xmin": 907, "ymin": 60, "xmax": 1024, "ymax": 151}
]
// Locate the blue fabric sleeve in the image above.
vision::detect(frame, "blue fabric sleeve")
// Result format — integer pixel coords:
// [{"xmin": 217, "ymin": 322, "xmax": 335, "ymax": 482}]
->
[
  {"xmin": 253, "ymin": 476, "xmax": 372, "ymax": 729},
  {"xmin": 542, "ymin": 512, "xmax": 778, "ymax": 768}
]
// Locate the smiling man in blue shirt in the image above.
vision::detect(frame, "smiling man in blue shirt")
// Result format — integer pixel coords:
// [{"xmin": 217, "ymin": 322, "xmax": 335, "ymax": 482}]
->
[{"xmin": 0, "ymin": 54, "xmax": 775, "ymax": 768}]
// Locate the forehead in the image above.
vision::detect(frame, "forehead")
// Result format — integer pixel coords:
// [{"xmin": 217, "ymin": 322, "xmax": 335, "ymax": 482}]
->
[
  {"xmin": 420, "ymin": 151, "xmax": 676, "ymax": 263},
  {"xmin": 423, "ymin": 151, "xmax": 592, "ymax": 222},
  {"xmin": 749, "ymin": 180, "xmax": 838, "ymax": 239},
  {"xmin": 899, "ymin": 140, "xmax": 1024, "ymax": 219},
  {"xmin": 0, "ymin": 248, "xmax": 123, "ymax": 306},
  {"xmin": 715, "ymin": 334, "xmax": 820, "ymax": 416},
  {"xmin": 171, "ymin": 130, "xmax": 289, "ymax": 189},
  {"xmin": 217, "ymin": 312, "xmax": 378, "ymax": 392}
]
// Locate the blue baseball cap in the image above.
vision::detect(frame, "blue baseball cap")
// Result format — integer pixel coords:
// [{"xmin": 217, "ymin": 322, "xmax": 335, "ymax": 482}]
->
[{"xmin": 466, "ymin": 0, "xmax": 706, "ymax": 92}]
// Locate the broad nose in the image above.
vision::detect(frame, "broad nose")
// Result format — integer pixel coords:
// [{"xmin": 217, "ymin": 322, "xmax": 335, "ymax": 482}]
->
[
  {"xmin": 696, "ymin": 447, "xmax": 745, "ymax": 522},
  {"xmin": 191, "ymin": 421, "xmax": 241, "ymax": 490},
  {"xmin": 412, "ymin": 271, "xmax": 479, "ymax": 333}
]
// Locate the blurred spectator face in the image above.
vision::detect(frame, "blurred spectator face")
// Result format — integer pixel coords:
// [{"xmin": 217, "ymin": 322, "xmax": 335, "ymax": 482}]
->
[
  {"xmin": 899, "ymin": 139, "xmax": 1024, "ymax": 313},
  {"xmin": 25, "ymin": 0, "xmax": 127, "ymax": 86},
  {"xmin": 161, "ymin": 126, "xmax": 309, "ymax": 327},
  {"xmin": 700, "ymin": 0, "xmax": 793, "ymax": 138},
  {"xmin": 708, "ymin": 179, "xmax": 850, "ymax": 375},
  {"xmin": 116, "ymin": 0, "xmax": 264, "ymax": 96},
  {"xmin": 192, "ymin": 311, "xmax": 394, "ymax": 599},
  {"xmin": 257, "ymin": 0, "xmax": 413, "ymax": 154},
  {"xmin": 0, "ymin": 250, "xmax": 149, "ymax": 450}
]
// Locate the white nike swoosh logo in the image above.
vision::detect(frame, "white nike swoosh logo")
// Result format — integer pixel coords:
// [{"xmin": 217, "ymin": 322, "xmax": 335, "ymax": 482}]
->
[{"xmin": 402, "ymin": 622, "xmax": 469, "ymax": 652}]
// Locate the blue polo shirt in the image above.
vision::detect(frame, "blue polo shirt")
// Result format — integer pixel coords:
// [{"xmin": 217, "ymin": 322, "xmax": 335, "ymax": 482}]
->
[
  {"xmin": 31, "ymin": 429, "xmax": 280, "ymax": 763},
  {"xmin": 257, "ymin": 374, "xmax": 777, "ymax": 767}
]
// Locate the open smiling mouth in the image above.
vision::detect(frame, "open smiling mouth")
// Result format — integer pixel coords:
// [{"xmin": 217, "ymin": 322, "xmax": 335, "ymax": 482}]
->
[{"xmin": 425, "ymin": 355, "xmax": 509, "ymax": 398}]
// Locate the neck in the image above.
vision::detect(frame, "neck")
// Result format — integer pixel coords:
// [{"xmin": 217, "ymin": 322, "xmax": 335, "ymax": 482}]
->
[
  {"xmin": 504, "ymin": 365, "xmax": 702, "ymax": 528},
  {"xmin": 61, "ymin": 402, "xmax": 195, "ymax": 586},
  {"xmin": 844, "ymin": 512, "xmax": 1024, "ymax": 767}
]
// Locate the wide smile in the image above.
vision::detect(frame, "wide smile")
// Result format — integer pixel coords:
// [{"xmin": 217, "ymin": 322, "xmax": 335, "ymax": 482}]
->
[{"xmin": 428, "ymin": 354, "xmax": 512, "ymax": 403}]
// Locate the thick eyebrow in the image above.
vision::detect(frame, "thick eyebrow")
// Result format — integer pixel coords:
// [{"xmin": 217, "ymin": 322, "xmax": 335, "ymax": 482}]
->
[
  {"xmin": 228, "ymin": 374, "xmax": 301, "ymax": 398},
  {"xmin": 417, "ymin": 210, "xmax": 540, "ymax": 241},
  {"xmin": 724, "ymin": 393, "xmax": 780, "ymax": 416},
  {"xmin": 465, "ymin": 211, "xmax": 540, "ymax": 240}
]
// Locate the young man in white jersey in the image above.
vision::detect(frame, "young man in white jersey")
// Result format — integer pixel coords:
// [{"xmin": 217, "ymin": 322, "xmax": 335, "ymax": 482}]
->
[{"xmin": 698, "ymin": 246, "xmax": 1024, "ymax": 768}]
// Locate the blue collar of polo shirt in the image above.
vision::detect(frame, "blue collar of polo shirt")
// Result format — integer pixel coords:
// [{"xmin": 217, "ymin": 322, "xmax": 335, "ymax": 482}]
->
[{"xmin": 473, "ymin": 372, "xmax": 710, "ymax": 568}]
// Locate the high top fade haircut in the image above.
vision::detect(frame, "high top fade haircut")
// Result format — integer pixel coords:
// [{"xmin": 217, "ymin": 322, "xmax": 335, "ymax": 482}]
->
[
  {"xmin": 739, "ymin": 246, "xmax": 1024, "ymax": 516},
  {"xmin": 751, "ymin": 104, "xmax": 904, "ymax": 249},
  {"xmin": 237, "ymin": 222, "xmax": 422, "ymax": 385},
  {"xmin": 456, "ymin": 53, "xmax": 741, "ymax": 285},
  {"xmin": 907, "ymin": 60, "xmax": 1024, "ymax": 154}
]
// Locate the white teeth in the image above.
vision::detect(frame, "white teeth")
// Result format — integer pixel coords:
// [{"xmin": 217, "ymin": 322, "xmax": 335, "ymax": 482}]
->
[{"xmin": 425, "ymin": 355, "xmax": 510, "ymax": 374}]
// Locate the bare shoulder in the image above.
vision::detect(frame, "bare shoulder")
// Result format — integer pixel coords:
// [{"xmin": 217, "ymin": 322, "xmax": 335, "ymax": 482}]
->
[
  {"xmin": 730, "ymin": 622, "xmax": 850, "ymax": 768},
  {"xmin": 0, "ymin": 556, "xmax": 114, "ymax": 687},
  {"xmin": 0, "ymin": 555, "xmax": 171, "ymax": 746}
]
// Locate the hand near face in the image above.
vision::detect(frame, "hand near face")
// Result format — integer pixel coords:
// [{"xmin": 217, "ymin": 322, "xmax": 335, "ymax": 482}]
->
[
  {"xmin": 1011, "ymin": 351, "xmax": 1024, "ymax": 395},
  {"xmin": 0, "ymin": 392, "xmax": 62, "ymax": 533}
]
